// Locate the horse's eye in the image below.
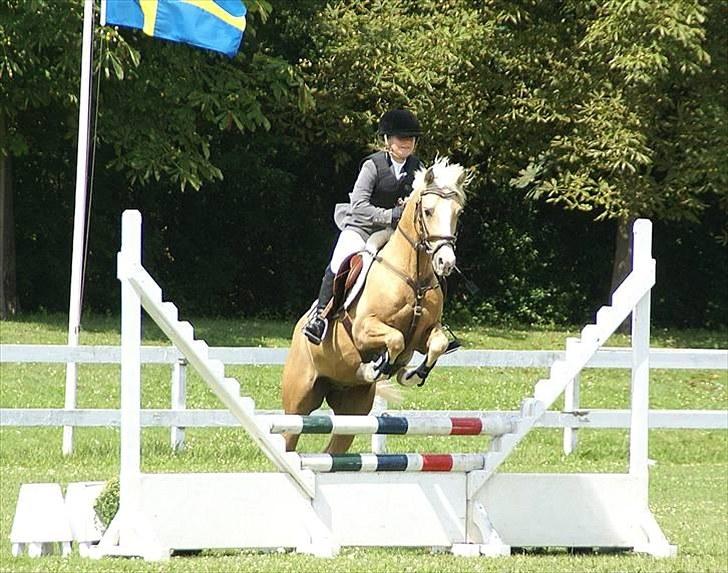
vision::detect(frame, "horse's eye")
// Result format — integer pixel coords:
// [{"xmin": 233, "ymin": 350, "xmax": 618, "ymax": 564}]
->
[{"xmin": 424, "ymin": 208, "xmax": 434, "ymax": 217}]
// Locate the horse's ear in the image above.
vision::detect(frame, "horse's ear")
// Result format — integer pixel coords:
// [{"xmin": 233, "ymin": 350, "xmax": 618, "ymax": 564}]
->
[
  {"xmin": 457, "ymin": 171, "xmax": 467, "ymax": 187},
  {"xmin": 424, "ymin": 167, "xmax": 435, "ymax": 185}
]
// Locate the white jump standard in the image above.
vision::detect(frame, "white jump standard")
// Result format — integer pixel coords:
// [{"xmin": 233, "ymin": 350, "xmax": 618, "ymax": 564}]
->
[{"xmin": 11, "ymin": 211, "xmax": 676, "ymax": 560}]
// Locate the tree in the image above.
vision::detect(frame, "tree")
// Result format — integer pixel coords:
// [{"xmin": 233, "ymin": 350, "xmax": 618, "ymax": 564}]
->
[
  {"xmin": 511, "ymin": 0, "xmax": 727, "ymax": 291},
  {"xmin": 295, "ymin": 0, "xmax": 726, "ymax": 304},
  {"xmin": 0, "ymin": 0, "xmax": 312, "ymax": 317},
  {"xmin": 1, "ymin": 0, "xmax": 85, "ymax": 317},
  {"xmin": 3, "ymin": 0, "xmax": 724, "ymax": 324},
  {"xmin": 0, "ymin": 112, "xmax": 15, "ymax": 317}
]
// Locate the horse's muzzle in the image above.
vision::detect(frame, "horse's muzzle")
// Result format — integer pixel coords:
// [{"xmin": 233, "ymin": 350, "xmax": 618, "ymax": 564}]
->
[{"xmin": 432, "ymin": 243, "xmax": 456, "ymax": 277}]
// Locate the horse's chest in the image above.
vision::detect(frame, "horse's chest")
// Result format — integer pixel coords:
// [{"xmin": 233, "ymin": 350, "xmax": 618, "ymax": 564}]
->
[{"xmin": 401, "ymin": 291, "xmax": 442, "ymax": 331}]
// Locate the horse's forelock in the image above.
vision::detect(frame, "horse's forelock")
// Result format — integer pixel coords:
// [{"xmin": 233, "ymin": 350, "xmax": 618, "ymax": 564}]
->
[{"xmin": 413, "ymin": 157, "xmax": 469, "ymax": 204}]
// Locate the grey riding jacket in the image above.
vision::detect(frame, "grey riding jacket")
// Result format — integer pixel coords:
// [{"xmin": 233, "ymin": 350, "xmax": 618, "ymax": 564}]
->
[{"xmin": 334, "ymin": 151, "xmax": 422, "ymax": 241}]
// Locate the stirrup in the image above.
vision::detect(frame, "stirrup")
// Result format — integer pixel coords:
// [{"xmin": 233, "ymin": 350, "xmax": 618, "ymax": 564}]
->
[
  {"xmin": 303, "ymin": 315, "xmax": 328, "ymax": 345},
  {"xmin": 444, "ymin": 338, "xmax": 461, "ymax": 354}
]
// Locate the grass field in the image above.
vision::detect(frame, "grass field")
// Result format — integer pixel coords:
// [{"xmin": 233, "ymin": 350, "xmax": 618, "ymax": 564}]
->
[{"xmin": 0, "ymin": 314, "xmax": 726, "ymax": 572}]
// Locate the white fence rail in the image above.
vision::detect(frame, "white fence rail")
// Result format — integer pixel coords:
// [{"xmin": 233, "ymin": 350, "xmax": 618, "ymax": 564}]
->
[
  {"xmin": 3, "ymin": 344, "xmax": 726, "ymax": 368},
  {"xmin": 1, "ymin": 344, "xmax": 726, "ymax": 453},
  {"xmin": 3, "ymin": 407, "xmax": 726, "ymax": 429}
]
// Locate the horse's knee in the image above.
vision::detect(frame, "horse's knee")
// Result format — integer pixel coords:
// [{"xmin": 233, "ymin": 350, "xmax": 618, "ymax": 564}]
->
[{"xmin": 352, "ymin": 318, "xmax": 405, "ymax": 356}]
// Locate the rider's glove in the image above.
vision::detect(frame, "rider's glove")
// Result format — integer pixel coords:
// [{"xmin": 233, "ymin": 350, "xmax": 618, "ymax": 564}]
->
[{"xmin": 390, "ymin": 205, "xmax": 404, "ymax": 228}]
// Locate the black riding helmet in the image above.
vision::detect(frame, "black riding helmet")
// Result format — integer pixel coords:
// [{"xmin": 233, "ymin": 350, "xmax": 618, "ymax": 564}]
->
[{"xmin": 377, "ymin": 109, "xmax": 422, "ymax": 137}]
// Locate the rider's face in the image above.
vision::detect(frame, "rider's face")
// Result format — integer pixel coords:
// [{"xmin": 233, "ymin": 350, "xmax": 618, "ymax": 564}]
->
[{"xmin": 388, "ymin": 135, "xmax": 416, "ymax": 162}]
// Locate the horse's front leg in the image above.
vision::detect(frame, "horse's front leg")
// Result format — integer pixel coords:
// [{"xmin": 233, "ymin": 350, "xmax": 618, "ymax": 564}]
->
[
  {"xmin": 397, "ymin": 325, "xmax": 449, "ymax": 387},
  {"xmin": 353, "ymin": 315, "xmax": 406, "ymax": 383}
]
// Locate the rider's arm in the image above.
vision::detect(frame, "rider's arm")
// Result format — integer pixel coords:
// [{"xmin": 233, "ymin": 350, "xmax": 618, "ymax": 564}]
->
[{"xmin": 348, "ymin": 160, "xmax": 397, "ymax": 227}]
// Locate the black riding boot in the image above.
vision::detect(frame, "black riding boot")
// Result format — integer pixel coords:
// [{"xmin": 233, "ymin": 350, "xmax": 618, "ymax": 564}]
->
[{"xmin": 303, "ymin": 269, "xmax": 336, "ymax": 345}]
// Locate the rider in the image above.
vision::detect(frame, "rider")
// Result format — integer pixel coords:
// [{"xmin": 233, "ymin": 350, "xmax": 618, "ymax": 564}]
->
[{"xmin": 303, "ymin": 109, "xmax": 424, "ymax": 345}]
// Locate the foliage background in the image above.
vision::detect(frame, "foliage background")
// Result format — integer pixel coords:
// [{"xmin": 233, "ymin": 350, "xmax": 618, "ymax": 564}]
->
[{"xmin": 2, "ymin": 0, "xmax": 726, "ymax": 328}]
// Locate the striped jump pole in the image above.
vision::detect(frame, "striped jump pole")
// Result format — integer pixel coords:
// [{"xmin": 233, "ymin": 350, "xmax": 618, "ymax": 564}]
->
[
  {"xmin": 262, "ymin": 415, "xmax": 516, "ymax": 436},
  {"xmin": 299, "ymin": 453, "xmax": 487, "ymax": 473}
]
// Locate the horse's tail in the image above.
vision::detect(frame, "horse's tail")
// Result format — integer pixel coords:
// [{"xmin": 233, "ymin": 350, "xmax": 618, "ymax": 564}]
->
[{"xmin": 375, "ymin": 380, "xmax": 404, "ymax": 405}]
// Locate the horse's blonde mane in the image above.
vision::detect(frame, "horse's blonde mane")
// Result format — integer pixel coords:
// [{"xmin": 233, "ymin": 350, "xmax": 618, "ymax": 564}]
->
[{"xmin": 412, "ymin": 156, "xmax": 471, "ymax": 205}]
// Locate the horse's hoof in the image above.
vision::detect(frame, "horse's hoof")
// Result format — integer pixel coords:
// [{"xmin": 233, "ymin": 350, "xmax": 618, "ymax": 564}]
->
[
  {"xmin": 361, "ymin": 351, "xmax": 393, "ymax": 383},
  {"xmin": 363, "ymin": 367, "xmax": 376, "ymax": 383},
  {"xmin": 396, "ymin": 369, "xmax": 423, "ymax": 388},
  {"xmin": 362, "ymin": 362, "xmax": 384, "ymax": 383}
]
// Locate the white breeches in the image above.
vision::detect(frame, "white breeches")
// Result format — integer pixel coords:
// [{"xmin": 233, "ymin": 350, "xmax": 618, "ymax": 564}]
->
[
  {"xmin": 329, "ymin": 228, "xmax": 394, "ymax": 274},
  {"xmin": 329, "ymin": 230, "xmax": 366, "ymax": 273}
]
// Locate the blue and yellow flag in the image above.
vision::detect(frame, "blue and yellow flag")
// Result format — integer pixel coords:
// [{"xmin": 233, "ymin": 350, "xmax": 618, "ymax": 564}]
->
[{"xmin": 104, "ymin": 0, "xmax": 246, "ymax": 58}]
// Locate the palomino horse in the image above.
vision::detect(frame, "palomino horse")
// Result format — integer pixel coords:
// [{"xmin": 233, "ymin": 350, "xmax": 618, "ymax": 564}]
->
[{"xmin": 282, "ymin": 157, "xmax": 469, "ymax": 453}]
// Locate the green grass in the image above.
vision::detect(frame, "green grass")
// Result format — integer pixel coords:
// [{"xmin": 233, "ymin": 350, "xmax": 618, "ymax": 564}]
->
[{"xmin": 0, "ymin": 314, "xmax": 727, "ymax": 572}]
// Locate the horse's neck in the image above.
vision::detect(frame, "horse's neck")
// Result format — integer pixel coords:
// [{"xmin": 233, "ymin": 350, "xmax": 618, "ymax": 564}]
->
[{"xmin": 381, "ymin": 210, "xmax": 431, "ymax": 281}]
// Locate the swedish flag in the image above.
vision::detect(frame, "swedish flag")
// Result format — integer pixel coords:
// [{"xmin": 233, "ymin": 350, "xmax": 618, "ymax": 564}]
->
[{"xmin": 104, "ymin": 0, "xmax": 246, "ymax": 58}]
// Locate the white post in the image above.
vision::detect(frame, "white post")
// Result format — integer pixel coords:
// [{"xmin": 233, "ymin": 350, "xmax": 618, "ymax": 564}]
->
[
  {"xmin": 629, "ymin": 219, "xmax": 652, "ymax": 503},
  {"xmin": 119, "ymin": 210, "xmax": 142, "ymax": 539},
  {"xmin": 170, "ymin": 358, "xmax": 187, "ymax": 452},
  {"xmin": 562, "ymin": 373, "xmax": 580, "ymax": 455},
  {"xmin": 63, "ymin": 0, "xmax": 95, "ymax": 455},
  {"xmin": 370, "ymin": 395, "xmax": 388, "ymax": 454}
]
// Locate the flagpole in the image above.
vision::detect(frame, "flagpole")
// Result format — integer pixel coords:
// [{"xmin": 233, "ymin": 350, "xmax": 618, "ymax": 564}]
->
[{"xmin": 63, "ymin": 0, "xmax": 95, "ymax": 455}]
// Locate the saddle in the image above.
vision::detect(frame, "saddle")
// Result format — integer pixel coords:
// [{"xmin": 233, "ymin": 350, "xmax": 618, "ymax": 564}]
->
[
  {"xmin": 321, "ymin": 251, "xmax": 373, "ymax": 321},
  {"xmin": 320, "ymin": 229, "xmax": 392, "ymax": 321}
]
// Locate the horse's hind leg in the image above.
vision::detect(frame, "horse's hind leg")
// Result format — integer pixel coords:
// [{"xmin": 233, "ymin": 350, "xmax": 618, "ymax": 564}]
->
[
  {"xmin": 323, "ymin": 384, "xmax": 376, "ymax": 454},
  {"xmin": 281, "ymin": 331, "xmax": 326, "ymax": 451},
  {"xmin": 282, "ymin": 378, "xmax": 326, "ymax": 451}
]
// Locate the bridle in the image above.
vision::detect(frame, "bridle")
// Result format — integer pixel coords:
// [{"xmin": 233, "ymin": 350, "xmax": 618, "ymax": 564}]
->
[{"xmin": 402, "ymin": 185, "xmax": 462, "ymax": 258}]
